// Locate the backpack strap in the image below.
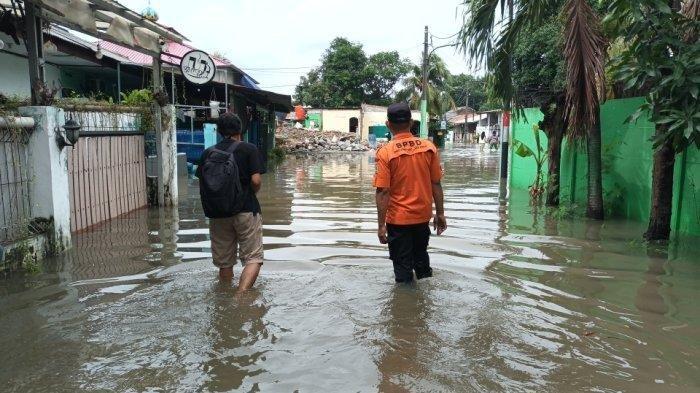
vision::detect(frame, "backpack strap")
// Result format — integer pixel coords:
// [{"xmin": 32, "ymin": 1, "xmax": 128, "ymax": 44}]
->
[{"xmin": 224, "ymin": 140, "xmax": 242, "ymax": 154}]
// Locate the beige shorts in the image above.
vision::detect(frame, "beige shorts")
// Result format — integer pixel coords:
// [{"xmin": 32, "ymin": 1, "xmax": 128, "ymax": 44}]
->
[{"xmin": 209, "ymin": 213, "xmax": 264, "ymax": 268}]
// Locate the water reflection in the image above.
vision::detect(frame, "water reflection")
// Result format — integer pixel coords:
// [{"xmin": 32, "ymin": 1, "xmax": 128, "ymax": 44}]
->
[
  {"xmin": 204, "ymin": 285, "xmax": 268, "ymax": 392},
  {"xmin": 377, "ymin": 284, "xmax": 434, "ymax": 392}
]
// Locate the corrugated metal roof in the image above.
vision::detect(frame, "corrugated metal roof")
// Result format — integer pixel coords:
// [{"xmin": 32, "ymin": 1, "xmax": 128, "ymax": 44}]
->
[{"xmin": 98, "ymin": 40, "xmax": 231, "ymax": 67}]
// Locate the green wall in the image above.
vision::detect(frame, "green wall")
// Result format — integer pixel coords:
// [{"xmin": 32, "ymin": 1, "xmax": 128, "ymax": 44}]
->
[
  {"xmin": 304, "ymin": 113, "xmax": 322, "ymax": 129},
  {"xmin": 509, "ymin": 97, "xmax": 700, "ymax": 237}
]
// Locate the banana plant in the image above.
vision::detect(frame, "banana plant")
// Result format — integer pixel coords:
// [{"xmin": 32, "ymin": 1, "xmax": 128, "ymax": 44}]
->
[{"xmin": 512, "ymin": 124, "xmax": 547, "ymax": 201}]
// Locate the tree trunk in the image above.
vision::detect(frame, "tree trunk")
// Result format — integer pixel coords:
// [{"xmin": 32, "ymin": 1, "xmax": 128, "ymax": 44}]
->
[
  {"xmin": 546, "ymin": 129, "xmax": 563, "ymax": 206},
  {"xmin": 586, "ymin": 114, "xmax": 604, "ymax": 220},
  {"xmin": 644, "ymin": 129, "xmax": 676, "ymax": 240},
  {"xmin": 539, "ymin": 93, "xmax": 567, "ymax": 207}
]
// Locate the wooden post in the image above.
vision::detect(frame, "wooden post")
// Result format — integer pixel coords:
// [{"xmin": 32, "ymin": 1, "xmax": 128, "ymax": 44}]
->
[
  {"xmin": 25, "ymin": 3, "xmax": 45, "ymax": 105},
  {"xmin": 152, "ymin": 57, "xmax": 165, "ymax": 206},
  {"xmin": 117, "ymin": 62, "xmax": 122, "ymax": 103}
]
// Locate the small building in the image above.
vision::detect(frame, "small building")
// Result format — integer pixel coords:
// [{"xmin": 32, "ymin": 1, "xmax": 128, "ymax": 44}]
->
[{"xmin": 293, "ymin": 104, "xmax": 421, "ymax": 141}]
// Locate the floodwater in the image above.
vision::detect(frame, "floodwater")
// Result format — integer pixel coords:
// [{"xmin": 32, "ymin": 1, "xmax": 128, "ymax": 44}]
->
[{"xmin": 1, "ymin": 146, "xmax": 699, "ymax": 392}]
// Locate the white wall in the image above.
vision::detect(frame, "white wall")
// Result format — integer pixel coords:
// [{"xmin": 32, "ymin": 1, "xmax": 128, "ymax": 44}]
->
[
  {"xmin": 0, "ymin": 52, "xmax": 62, "ymax": 98},
  {"xmin": 321, "ymin": 109, "xmax": 361, "ymax": 133}
]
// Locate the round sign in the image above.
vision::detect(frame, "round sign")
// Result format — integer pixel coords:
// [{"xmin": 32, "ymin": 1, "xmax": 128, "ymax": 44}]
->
[{"xmin": 180, "ymin": 50, "xmax": 216, "ymax": 85}]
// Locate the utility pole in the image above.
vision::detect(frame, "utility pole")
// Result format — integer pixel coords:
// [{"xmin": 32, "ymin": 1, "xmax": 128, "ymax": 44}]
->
[
  {"xmin": 420, "ymin": 26, "xmax": 429, "ymax": 139},
  {"xmin": 465, "ymin": 90, "xmax": 469, "ymax": 143},
  {"xmin": 500, "ymin": 1, "xmax": 514, "ymax": 183}
]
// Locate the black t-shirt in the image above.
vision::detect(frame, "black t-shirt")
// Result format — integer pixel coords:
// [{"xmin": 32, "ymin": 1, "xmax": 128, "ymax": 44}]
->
[{"xmin": 196, "ymin": 139, "xmax": 264, "ymax": 214}]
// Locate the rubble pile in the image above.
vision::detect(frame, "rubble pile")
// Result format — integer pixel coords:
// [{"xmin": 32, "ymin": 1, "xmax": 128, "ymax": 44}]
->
[{"xmin": 275, "ymin": 126, "xmax": 370, "ymax": 153}]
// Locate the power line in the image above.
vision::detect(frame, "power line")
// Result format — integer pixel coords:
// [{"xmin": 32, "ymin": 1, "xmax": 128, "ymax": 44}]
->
[
  {"xmin": 240, "ymin": 66, "xmax": 314, "ymax": 71},
  {"xmin": 430, "ymin": 31, "xmax": 460, "ymax": 40},
  {"xmin": 244, "ymin": 69, "xmax": 311, "ymax": 74},
  {"xmin": 258, "ymin": 84, "xmax": 297, "ymax": 88}
]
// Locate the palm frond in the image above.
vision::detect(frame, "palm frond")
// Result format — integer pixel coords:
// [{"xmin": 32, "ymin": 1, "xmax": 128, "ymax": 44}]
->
[
  {"xmin": 563, "ymin": 0, "xmax": 606, "ymax": 140},
  {"xmin": 458, "ymin": 0, "xmax": 560, "ymax": 111},
  {"xmin": 458, "ymin": 0, "xmax": 501, "ymax": 65},
  {"xmin": 682, "ymin": 0, "xmax": 700, "ymax": 18}
]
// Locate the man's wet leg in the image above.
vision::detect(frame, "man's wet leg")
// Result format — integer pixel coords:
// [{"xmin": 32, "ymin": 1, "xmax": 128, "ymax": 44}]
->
[
  {"xmin": 234, "ymin": 213, "xmax": 264, "ymax": 293},
  {"xmin": 413, "ymin": 223, "xmax": 432, "ymax": 280},
  {"xmin": 387, "ymin": 224, "xmax": 415, "ymax": 283},
  {"xmin": 238, "ymin": 263, "xmax": 261, "ymax": 292},
  {"xmin": 219, "ymin": 266, "xmax": 234, "ymax": 281}
]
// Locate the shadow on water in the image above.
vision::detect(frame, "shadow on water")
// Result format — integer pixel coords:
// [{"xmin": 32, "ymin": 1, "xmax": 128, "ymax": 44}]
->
[{"xmin": 0, "ymin": 147, "xmax": 699, "ymax": 392}]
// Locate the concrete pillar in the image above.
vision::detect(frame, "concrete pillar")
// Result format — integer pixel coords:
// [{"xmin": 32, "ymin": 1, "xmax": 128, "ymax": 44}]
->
[
  {"xmin": 157, "ymin": 104, "xmax": 178, "ymax": 206},
  {"xmin": 19, "ymin": 106, "xmax": 71, "ymax": 251}
]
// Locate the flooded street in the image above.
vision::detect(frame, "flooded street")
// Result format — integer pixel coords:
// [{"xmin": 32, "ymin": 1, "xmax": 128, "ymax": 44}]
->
[{"xmin": 1, "ymin": 146, "xmax": 699, "ymax": 392}]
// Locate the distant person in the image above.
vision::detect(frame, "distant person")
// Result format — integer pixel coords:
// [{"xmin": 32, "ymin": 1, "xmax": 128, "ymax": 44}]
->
[
  {"xmin": 489, "ymin": 131, "xmax": 499, "ymax": 151},
  {"xmin": 196, "ymin": 113, "xmax": 264, "ymax": 292},
  {"xmin": 480, "ymin": 130, "xmax": 486, "ymax": 152},
  {"xmin": 374, "ymin": 103, "xmax": 447, "ymax": 283}
]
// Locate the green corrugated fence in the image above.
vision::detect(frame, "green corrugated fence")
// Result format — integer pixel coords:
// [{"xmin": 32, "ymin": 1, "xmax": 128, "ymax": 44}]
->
[{"xmin": 509, "ymin": 97, "xmax": 700, "ymax": 236}]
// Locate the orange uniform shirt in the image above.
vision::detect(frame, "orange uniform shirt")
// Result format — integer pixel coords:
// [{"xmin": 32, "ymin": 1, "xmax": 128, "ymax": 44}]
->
[{"xmin": 373, "ymin": 133, "xmax": 442, "ymax": 225}]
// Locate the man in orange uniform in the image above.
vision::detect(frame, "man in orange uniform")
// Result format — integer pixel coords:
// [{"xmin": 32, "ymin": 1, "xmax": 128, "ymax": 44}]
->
[{"xmin": 374, "ymin": 103, "xmax": 447, "ymax": 283}]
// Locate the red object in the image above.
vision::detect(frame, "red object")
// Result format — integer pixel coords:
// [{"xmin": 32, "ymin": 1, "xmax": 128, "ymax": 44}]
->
[
  {"xmin": 502, "ymin": 111, "xmax": 510, "ymax": 127},
  {"xmin": 294, "ymin": 105, "xmax": 306, "ymax": 121}
]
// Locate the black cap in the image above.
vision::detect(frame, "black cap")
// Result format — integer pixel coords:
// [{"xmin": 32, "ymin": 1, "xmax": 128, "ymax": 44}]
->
[{"xmin": 387, "ymin": 102, "xmax": 412, "ymax": 123}]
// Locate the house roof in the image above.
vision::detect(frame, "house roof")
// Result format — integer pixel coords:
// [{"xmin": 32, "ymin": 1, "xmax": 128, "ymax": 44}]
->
[
  {"xmin": 448, "ymin": 113, "xmax": 487, "ymax": 125},
  {"xmin": 98, "ymin": 40, "xmax": 231, "ymax": 67},
  {"xmin": 1, "ymin": 0, "xmax": 186, "ymax": 56}
]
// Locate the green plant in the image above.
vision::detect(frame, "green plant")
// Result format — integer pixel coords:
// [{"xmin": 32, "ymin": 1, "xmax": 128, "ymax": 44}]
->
[
  {"xmin": 605, "ymin": 0, "xmax": 700, "ymax": 240},
  {"xmin": 120, "ymin": 89, "xmax": 153, "ymax": 106},
  {"xmin": 119, "ymin": 89, "xmax": 156, "ymax": 132},
  {"xmin": 0, "ymin": 94, "xmax": 30, "ymax": 113},
  {"xmin": 268, "ymin": 146, "xmax": 286, "ymax": 163},
  {"xmin": 551, "ymin": 203, "xmax": 580, "ymax": 220},
  {"xmin": 5, "ymin": 240, "xmax": 40, "ymax": 274},
  {"xmin": 513, "ymin": 124, "xmax": 548, "ymax": 202},
  {"xmin": 603, "ymin": 182, "xmax": 625, "ymax": 218}
]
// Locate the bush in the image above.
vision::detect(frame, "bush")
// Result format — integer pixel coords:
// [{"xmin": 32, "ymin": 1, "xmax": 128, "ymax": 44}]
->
[
  {"xmin": 268, "ymin": 146, "xmax": 286, "ymax": 163},
  {"xmin": 120, "ymin": 89, "xmax": 153, "ymax": 106}
]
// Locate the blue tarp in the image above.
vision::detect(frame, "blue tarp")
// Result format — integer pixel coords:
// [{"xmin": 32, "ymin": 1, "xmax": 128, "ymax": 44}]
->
[{"xmin": 241, "ymin": 75, "xmax": 260, "ymax": 90}]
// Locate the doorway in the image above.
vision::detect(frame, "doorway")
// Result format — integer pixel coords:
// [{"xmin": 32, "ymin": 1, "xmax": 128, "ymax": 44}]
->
[{"xmin": 349, "ymin": 117, "xmax": 359, "ymax": 133}]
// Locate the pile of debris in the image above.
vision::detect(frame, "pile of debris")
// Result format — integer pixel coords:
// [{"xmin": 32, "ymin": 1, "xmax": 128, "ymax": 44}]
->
[{"xmin": 275, "ymin": 126, "xmax": 370, "ymax": 153}]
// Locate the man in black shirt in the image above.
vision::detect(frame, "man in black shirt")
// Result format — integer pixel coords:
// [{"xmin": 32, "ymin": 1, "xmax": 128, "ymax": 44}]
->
[{"xmin": 196, "ymin": 113, "xmax": 264, "ymax": 292}]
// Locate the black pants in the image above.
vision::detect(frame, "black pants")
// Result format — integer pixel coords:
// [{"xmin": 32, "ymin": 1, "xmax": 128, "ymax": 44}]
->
[{"xmin": 387, "ymin": 222, "xmax": 432, "ymax": 283}]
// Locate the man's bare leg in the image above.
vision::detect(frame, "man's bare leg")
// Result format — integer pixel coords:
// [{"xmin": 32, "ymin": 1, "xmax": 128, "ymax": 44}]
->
[
  {"xmin": 237, "ymin": 263, "xmax": 261, "ymax": 292},
  {"xmin": 219, "ymin": 266, "xmax": 233, "ymax": 281}
]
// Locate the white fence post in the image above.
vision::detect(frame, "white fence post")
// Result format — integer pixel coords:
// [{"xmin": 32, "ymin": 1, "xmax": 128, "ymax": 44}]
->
[
  {"xmin": 157, "ymin": 104, "xmax": 178, "ymax": 206},
  {"xmin": 20, "ymin": 106, "xmax": 72, "ymax": 252}
]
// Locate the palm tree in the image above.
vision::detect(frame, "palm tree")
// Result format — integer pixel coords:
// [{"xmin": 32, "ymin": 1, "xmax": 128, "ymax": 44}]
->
[
  {"xmin": 458, "ymin": 0, "xmax": 607, "ymax": 219},
  {"xmin": 396, "ymin": 54, "xmax": 456, "ymax": 118}
]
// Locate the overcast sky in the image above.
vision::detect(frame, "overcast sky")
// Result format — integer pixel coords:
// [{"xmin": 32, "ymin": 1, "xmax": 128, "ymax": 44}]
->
[{"xmin": 120, "ymin": 0, "xmax": 475, "ymax": 96}]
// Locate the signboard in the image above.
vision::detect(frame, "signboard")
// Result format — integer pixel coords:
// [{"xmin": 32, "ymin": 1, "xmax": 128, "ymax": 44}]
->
[
  {"xmin": 440, "ymin": 120, "xmax": 447, "ymax": 130},
  {"xmin": 180, "ymin": 50, "xmax": 216, "ymax": 85}
]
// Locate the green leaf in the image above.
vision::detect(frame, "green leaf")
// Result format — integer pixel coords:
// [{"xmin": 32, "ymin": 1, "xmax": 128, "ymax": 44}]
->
[
  {"xmin": 690, "ymin": 85, "xmax": 699, "ymax": 100},
  {"xmin": 512, "ymin": 139, "xmax": 535, "ymax": 158},
  {"xmin": 657, "ymin": 2, "xmax": 672, "ymax": 14}
]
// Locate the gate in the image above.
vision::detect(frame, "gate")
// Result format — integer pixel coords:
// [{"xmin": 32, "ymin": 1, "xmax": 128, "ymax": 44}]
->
[
  {"xmin": 0, "ymin": 118, "xmax": 40, "ymax": 242},
  {"xmin": 65, "ymin": 109, "xmax": 148, "ymax": 232}
]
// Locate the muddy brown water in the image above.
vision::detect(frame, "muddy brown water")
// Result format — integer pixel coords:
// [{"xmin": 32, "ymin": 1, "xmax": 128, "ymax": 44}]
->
[{"xmin": 1, "ymin": 147, "xmax": 699, "ymax": 392}]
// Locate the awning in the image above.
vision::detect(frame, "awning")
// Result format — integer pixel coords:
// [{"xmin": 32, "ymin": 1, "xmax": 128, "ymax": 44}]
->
[
  {"xmin": 232, "ymin": 84, "xmax": 292, "ymax": 113},
  {"xmin": 448, "ymin": 113, "xmax": 487, "ymax": 125}
]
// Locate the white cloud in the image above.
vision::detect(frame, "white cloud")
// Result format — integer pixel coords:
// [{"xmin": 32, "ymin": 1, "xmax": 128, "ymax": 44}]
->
[{"xmin": 122, "ymin": 0, "xmax": 476, "ymax": 95}]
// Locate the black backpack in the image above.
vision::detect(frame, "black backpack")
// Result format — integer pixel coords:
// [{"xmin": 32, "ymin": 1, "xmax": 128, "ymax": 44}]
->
[{"xmin": 199, "ymin": 142, "xmax": 246, "ymax": 218}]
